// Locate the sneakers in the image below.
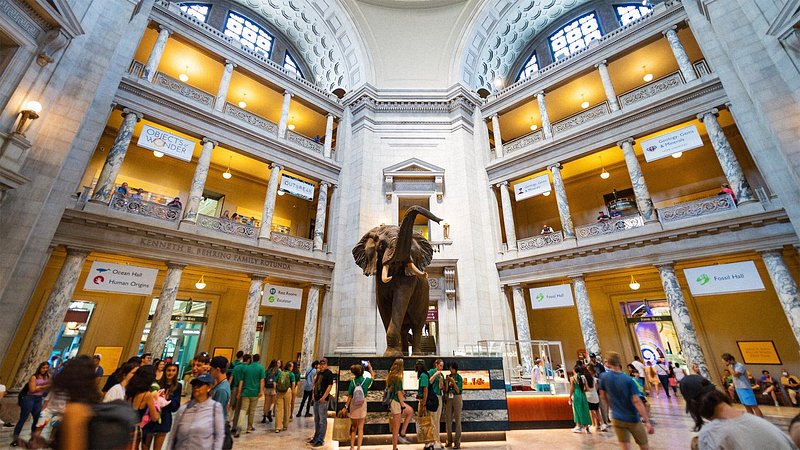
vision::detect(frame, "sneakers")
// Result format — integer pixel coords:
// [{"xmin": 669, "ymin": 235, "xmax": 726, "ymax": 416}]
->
[
  {"xmin": 296, "ymin": 412, "xmax": 302, "ymax": 417},
  {"xmin": 398, "ymin": 435, "xmax": 411, "ymax": 444},
  {"xmin": 275, "ymin": 429, "xmax": 280, "ymax": 433},
  {"xmin": 600, "ymin": 423, "xmax": 609, "ymax": 432},
  {"xmin": 571, "ymin": 427, "xmax": 582, "ymax": 433},
  {"xmin": 312, "ymin": 443, "xmax": 324, "ymax": 448},
  {"xmin": 775, "ymin": 401, "xmax": 781, "ymax": 407},
  {"xmin": 305, "ymin": 413, "xmax": 313, "ymax": 417}
]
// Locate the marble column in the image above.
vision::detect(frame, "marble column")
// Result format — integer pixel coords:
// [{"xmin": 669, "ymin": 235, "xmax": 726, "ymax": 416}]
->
[
  {"xmin": 509, "ymin": 285, "xmax": 533, "ymax": 377},
  {"xmin": 90, "ymin": 109, "xmax": 142, "ymax": 203},
  {"xmin": 143, "ymin": 25, "xmax": 171, "ymax": 82},
  {"xmin": 258, "ymin": 163, "xmax": 283, "ymax": 240},
  {"xmin": 571, "ymin": 275, "xmax": 600, "ymax": 356},
  {"xmin": 323, "ymin": 114, "xmax": 334, "ymax": 158},
  {"xmin": 548, "ymin": 163, "xmax": 575, "ymax": 238},
  {"xmin": 618, "ymin": 138, "xmax": 657, "ymax": 222},
  {"xmin": 313, "ymin": 182, "xmax": 329, "ymax": 251},
  {"xmin": 213, "ymin": 60, "xmax": 236, "ymax": 112},
  {"xmin": 760, "ymin": 250, "xmax": 800, "ymax": 348},
  {"xmin": 595, "ymin": 60, "xmax": 620, "ymax": 112},
  {"xmin": 698, "ymin": 109, "xmax": 756, "ymax": 203},
  {"xmin": 656, "ymin": 263, "xmax": 710, "ymax": 380},
  {"xmin": 238, "ymin": 276, "xmax": 264, "ymax": 354},
  {"xmin": 13, "ymin": 248, "xmax": 89, "ymax": 388},
  {"xmin": 490, "ymin": 114, "xmax": 504, "ymax": 158},
  {"xmin": 497, "ymin": 181, "xmax": 517, "ymax": 251},
  {"xmin": 301, "ymin": 285, "xmax": 323, "ymax": 374},
  {"xmin": 143, "ymin": 263, "xmax": 185, "ymax": 357},
  {"xmin": 182, "ymin": 138, "xmax": 216, "ymax": 222},
  {"xmin": 536, "ymin": 91, "xmax": 553, "ymax": 139},
  {"xmin": 663, "ymin": 26, "xmax": 697, "ymax": 82},
  {"xmin": 277, "ymin": 91, "xmax": 293, "ymax": 138}
]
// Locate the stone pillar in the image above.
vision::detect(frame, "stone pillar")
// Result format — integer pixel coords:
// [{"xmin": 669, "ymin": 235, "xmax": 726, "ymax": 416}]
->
[
  {"xmin": 182, "ymin": 138, "xmax": 216, "ymax": 222},
  {"xmin": 618, "ymin": 138, "xmax": 656, "ymax": 222},
  {"xmin": 277, "ymin": 91, "xmax": 292, "ymax": 138},
  {"xmin": 214, "ymin": 60, "xmax": 236, "ymax": 112},
  {"xmin": 301, "ymin": 285, "xmax": 323, "ymax": 373},
  {"xmin": 497, "ymin": 181, "xmax": 517, "ymax": 251},
  {"xmin": 571, "ymin": 275, "xmax": 600, "ymax": 356},
  {"xmin": 258, "ymin": 163, "xmax": 283, "ymax": 240},
  {"xmin": 313, "ymin": 181, "xmax": 329, "ymax": 251},
  {"xmin": 323, "ymin": 114, "xmax": 334, "ymax": 158},
  {"xmin": 548, "ymin": 163, "xmax": 574, "ymax": 238},
  {"xmin": 698, "ymin": 109, "xmax": 756, "ymax": 203},
  {"xmin": 509, "ymin": 285, "xmax": 533, "ymax": 377},
  {"xmin": 143, "ymin": 263, "xmax": 185, "ymax": 357},
  {"xmin": 143, "ymin": 25, "xmax": 171, "ymax": 82},
  {"xmin": 536, "ymin": 91, "xmax": 553, "ymax": 139},
  {"xmin": 238, "ymin": 276, "xmax": 264, "ymax": 354},
  {"xmin": 595, "ymin": 60, "xmax": 620, "ymax": 112},
  {"xmin": 760, "ymin": 250, "xmax": 800, "ymax": 348},
  {"xmin": 656, "ymin": 263, "xmax": 710, "ymax": 380},
  {"xmin": 13, "ymin": 248, "xmax": 89, "ymax": 388},
  {"xmin": 663, "ymin": 26, "xmax": 697, "ymax": 82},
  {"xmin": 90, "ymin": 109, "xmax": 142, "ymax": 203},
  {"xmin": 490, "ymin": 114, "xmax": 504, "ymax": 158}
]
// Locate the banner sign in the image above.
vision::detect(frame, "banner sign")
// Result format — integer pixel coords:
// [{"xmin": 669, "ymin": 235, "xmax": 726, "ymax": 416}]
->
[
  {"xmin": 641, "ymin": 124, "xmax": 704, "ymax": 162},
  {"xmin": 529, "ymin": 284, "xmax": 575, "ymax": 310},
  {"xmin": 261, "ymin": 284, "xmax": 303, "ymax": 310},
  {"xmin": 683, "ymin": 261, "xmax": 765, "ymax": 296},
  {"xmin": 514, "ymin": 174, "xmax": 551, "ymax": 201},
  {"xmin": 279, "ymin": 174, "xmax": 315, "ymax": 201},
  {"xmin": 83, "ymin": 261, "xmax": 158, "ymax": 295},
  {"xmin": 137, "ymin": 124, "xmax": 196, "ymax": 162},
  {"xmin": 738, "ymin": 341, "xmax": 781, "ymax": 365}
]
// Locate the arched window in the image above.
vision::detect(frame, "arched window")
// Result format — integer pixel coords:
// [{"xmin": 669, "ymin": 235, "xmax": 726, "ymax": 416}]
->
[
  {"xmin": 516, "ymin": 52, "xmax": 539, "ymax": 81},
  {"xmin": 283, "ymin": 51, "xmax": 304, "ymax": 78},
  {"xmin": 549, "ymin": 11, "xmax": 603, "ymax": 61},
  {"xmin": 224, "ymin": 11, "xmax": 274, "ymax": 58},
  {"xmin": 614, "ymin": 3, "xmax": 653, "ymax": 26},
  {"xmin": 177, "ymin": 2, "xmax": 211, "ymax": 23}
]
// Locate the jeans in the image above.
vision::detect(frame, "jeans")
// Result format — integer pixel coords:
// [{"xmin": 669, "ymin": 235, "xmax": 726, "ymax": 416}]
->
[
  {"xmin": 312, "ymin": 399, "xmax": 329, "ymax": 444},
  {"xmin": 298, "ymin": 389, "xmax": 313, "ymax": 415},
  {"xmin": 657, "ymin": 375, "xmax": 671, "ymax": 397},
  {"xmin": 15, "ymin": 395, "xmax": 43, "ymax": 438}
]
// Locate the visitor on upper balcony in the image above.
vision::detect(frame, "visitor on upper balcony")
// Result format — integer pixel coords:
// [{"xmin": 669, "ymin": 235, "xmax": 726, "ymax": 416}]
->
[
  {"xmin": 221, "ymin": 210, "xmax": 230, "ymax": 219},
  {"xmin": 115, "ymin": 182, "xmax": 130, "ymax": 197},
  {"xmin": 540, "ymin": 224, "xmax": 554, "ymax": 235},
  {"xmin": 231, "ymin": 213, "xmax": 240, "ymax": 223},
  {"xmin": 131, "ymin": 188, "xmax": 144, "ymax": 201},
  {"xmin": 719, "ymin": 183, "xmax": 737, "ymax": 203},
  {"xmin": 167, "ymin": 197, "xmax": 182, "ymax": 210},
  {"xmin": 248, "ymin": 217, "xmax": 256, "ymax": 226},
  {"xmin": 597, "ymin": 211, "xmax": 610, "ymax": 222},
  {"xmin": 609, "ymin": 207, "xmax": 622, "ymax": 218}
]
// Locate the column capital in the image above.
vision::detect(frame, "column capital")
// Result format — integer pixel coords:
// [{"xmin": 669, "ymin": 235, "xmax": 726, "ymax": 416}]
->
[
  {"xmin": 654, "ymin": 261, "xmax": 676, "ymax": 270},
  {"xmin": 319, "ymin": 180, "xmax": 331, "ymax": 189},
  {"xmin": 64, "ymin": 247, "xmax": 91, "ymax": 257},
  {"xmin": 283, "ymin": 90, "xmax": 294, "ymax": 98},
  {"xmin": 308, "ymin": 283, "xmax": 324, "ymax": 291},
  {"xmin": 547, "ymin": 162, "xmax": 562, "ymax": 171},
  {"xmin": 496, "ymin": 180, "xmax": 509, "ymax": 188},
  {"xmin": 568, "ymin": 274, "xmax": 585, "ymax": 281},
  {"xmin": 270, "ymin": 162, "xmax": 283, "ymax": 171},
  {"xmin": 697, "ymin": 108, "xmax": 720, "ymax": 121},
  {"xmin": 224, "ymin": 59, "xmax": 237, "ymax": 68},
  {"xmin": 166, "ymin": 262, "xmax": 187, "ymax": 270},
  {"xmin": 490, "ymin": 113, "xmax": 499, "ymax": 119},
  {"xmin": 662, "ymin": 24, "xmax": 678, "ymax": 35},
  {"xmin": 249, "ymin": 274, "xmax": 266, "ymax": 282},
  {"xmin": 758, "ymin": 248, "xmax": 785, "ymax": 257},
  {"xmin": 593, "ymin": 59, "xmax": 608, "ymax": 68},
  {"xmin": 201, "ymin": 137, "xmax": 218, "ymax": 148},
  {"xmin": 121, "ymin": 108, "xmax": 143, "ymax": 121},
  {"xmin": 157, "ymin": 24, "xmax": 173, "ymax": 35},
  {"xmin": 617, "ymin": 137, "xmax": 635, "ymax": 147},
  {"xmin": 326, "ymin": 112, "xmax": 336, "ymax": 119},
  {"xmin": 535, "ymin": 90, "xmax": 546, "ymax": 97}
]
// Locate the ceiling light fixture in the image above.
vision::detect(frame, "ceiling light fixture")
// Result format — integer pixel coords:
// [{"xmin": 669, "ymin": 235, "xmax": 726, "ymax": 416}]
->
[
  {"xmin": 530, "ymin": 116, "xmax": 538, "ymax": 131},
  {"xmin": 642, "ymin": 65, "xmax": 653, "ymax": 82},
  {"xmin": 277, "ymin": 190, "xmax": 285, "ymax": 196},
  {"xmin": 580, "ymin": 94, "xmax": 589, "ymax": 109},
  {"xmin": 153, "ymin": 151, "xmax": 164, "ymax": 158},
  {"xmin": 671, "ymin": 152, "xmax": 683, "ymax": 158},
  {"xmin": 287, "ymin": 115, "xmax": 296, "ymax": 131},
  {"xmin": 195, "ymin": 275, "xmax": 206, "ymax": 290},
  {"xmin": 543, "ymin": 190, "xmax": 551, "ymax": 197},
  {"xmin": 179, "ymin": 66, "xmax": 189, "ymax": 82},
  {"xmin": 629, "ymin": 275, "xmax": 641, "ymax": 290},
  {"xmin": 223, "ymin": 155, "xmax": 232, "ymax": 179},
  {"xmin": 599, "ymin": 155, "xmax": 610, "ymax": 180},
  {"xmin": 238, "ymin": 93, "xmax": 247, "ymax": 109}
]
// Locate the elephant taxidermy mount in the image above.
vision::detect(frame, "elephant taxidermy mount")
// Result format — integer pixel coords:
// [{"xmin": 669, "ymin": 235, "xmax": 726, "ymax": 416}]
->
[{"xmin": 352, "ymin": 206, "xmax": 442, "ymax": 357}]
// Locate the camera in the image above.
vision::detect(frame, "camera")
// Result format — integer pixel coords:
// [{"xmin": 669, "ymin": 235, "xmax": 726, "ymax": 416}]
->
[{"xmin": 361, "ymin": 360, "xmax": 369, "ymax": 367}]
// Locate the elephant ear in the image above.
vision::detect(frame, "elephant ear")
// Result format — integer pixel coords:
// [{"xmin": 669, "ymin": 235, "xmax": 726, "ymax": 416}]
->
[
  {"xmin": 409, "ymin": 231, "xmax": 434, "ymax": 270},
  {"xmin": 353, "ymin": 228, "xmax": 381, "ymax": 276}
]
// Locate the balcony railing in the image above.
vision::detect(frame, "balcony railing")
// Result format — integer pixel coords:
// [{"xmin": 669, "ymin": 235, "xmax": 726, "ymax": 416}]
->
[
  {"xmin": 504, "ymin": 128, "xmax": 544, "ymax": 155},
  {"xmin": 286, "ymin": 130, "xmax": 323, "ymax": 154},
  {"xmin": 552, "ymin": 103, "xmax": 609, "ymax": 136},
  {"xmin": 109, "ymin": 193, "xmax": 181, "ymax": 223},
  {"xmin": 197, "ymin": 214, "xmax": 258, "ymax": 239},
  {"xmin": 576, "ymin": 214, "xmax": 645, "ymax": 239},
  {"xmin": 658, "ymin": 194, "xmax": 737, "ymax": 223},
  {"xmin": 270, "ymin": 231, "xmax": 313, "ymax": 251},
  {"xmin": 517, "ymin": 231, "xmax": 564, "ymax": 251},
  {"xmin": 153, "ymin": 72, "xmax": 215, "ymax": 108},
  {"xmin": 129, "ymin": 60, "xmax": 144, "ymax": 78},
  {"xmin": 223, "ymin": 102, "xmax": 278, "ymax": 136},
  {"xmin": 618, "ymin": 71, "xmax": 684, "ymax": 109}
]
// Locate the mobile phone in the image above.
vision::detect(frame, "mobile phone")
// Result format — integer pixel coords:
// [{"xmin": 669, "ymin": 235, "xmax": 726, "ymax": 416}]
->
[{"xmin": 361, "ymin": 360, "xmax": 369, "ymax": 366}]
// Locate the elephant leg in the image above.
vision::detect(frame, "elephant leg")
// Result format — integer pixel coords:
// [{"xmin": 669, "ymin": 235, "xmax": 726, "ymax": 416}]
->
[
  {"xmin": 411, "ymin": 324, "xmax": 424, "ymax": 356},
  {"xmin": 384, "ymin": 280, "xmax": 414, "ymax": 357},
  {"xmin": 410, "ymin": 280, "xmax": 430, "ymax": 355},
  {"xmin": 377, "ymin": 278, "xmax": 392, "ymax": 332}
]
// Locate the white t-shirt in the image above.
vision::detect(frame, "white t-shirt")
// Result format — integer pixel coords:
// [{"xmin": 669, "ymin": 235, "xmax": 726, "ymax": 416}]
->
[
  {"xmin": 699, "ymin": 412, "xmax": 797, "ymax": 450},
  {"xmin": 674, "ymin": 366, "xmax": 686, "ymax": 381},
  {"xmin": 631, "ymin": 360, "xmax": 646, "ymax": 377},
  {"xmin": 104, "ymin": 383, "xmax": 126, "ymax": 403},
  {"xmin": 654, "ymin": 363, "xmax": 668, "ymax": 376},
  {"xmin": 585, "ymin": 377, "xmax": 600, "ymax": 404}
]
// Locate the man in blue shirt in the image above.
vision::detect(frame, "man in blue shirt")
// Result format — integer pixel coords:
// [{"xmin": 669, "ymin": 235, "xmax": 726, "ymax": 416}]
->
[{"xmin": 599, "ymin": 352, "xmax": 654, "ymax": 449}]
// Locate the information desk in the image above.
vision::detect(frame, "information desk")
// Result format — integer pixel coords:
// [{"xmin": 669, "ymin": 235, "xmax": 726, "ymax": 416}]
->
[{"xmin": 506, "ymin": 392, "xmax": 574, "ymax": 429}]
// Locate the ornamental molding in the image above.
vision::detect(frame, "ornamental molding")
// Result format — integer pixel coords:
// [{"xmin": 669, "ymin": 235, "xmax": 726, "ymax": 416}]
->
[
  {"xmin": 0, "ymin": 0, "xmax": 49, "ymax": 38},
  {"xmin": 383, "ymin": 158, "xmax": 445, "ymax": 201}
]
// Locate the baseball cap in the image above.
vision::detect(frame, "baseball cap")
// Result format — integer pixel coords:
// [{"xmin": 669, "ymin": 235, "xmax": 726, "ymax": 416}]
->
[
  {"xmin": 415, "ymin": 359, "xmax": 425, "ymax": 366},
  {"xmin": 190, "ymin": 374, "xmax": 214, "ymax": 386},
  {"xmin": 679, "ymin": 375, "xmax": 716, "ymax": 411}
]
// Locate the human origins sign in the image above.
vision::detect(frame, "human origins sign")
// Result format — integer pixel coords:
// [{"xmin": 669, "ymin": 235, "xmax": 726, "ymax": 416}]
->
[
  {"xmin": 514, "ymin": 174, "xmax": 551, "ymax": 201},
  {"xmin": 529, "ymin": 284, "xmax": 575, "ymax": 310},
  {"xmin": 83, "ymin": 261, "xmax": 158, "ymax": 295},
  {"xmin": 640, "ymin": 124, "xmax": 704, "ymax": 162},
  {"xmin": 136, "ymin": 124, "xmax": 196, "ymax": 162},
  {"xmin": 279, "ymin": 174, "xmax": 315, "ymax": 201},
  {"xmin": 261, "ymin": 284, "xmax": 303, "ymax": 310}
]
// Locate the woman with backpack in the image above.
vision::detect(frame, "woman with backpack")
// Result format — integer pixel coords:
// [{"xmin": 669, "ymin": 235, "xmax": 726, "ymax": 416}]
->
[
  {"xmin": 12, "ymin": 361, "xmax": 51, "ymax": 447},
  {"xmin": 167, "ymin": 374, "xmax": 224, "ymax": 450},
  {"xmin": 274, "ymin": 361, "xmax": 296, "ymax": 433},
  {"xmin": 569, "ymin": 363, "xmax": 592, "ymax": 434},
  {"xmin": 387, "ymin": 358, "xmax": 413, "ymax": 450},
  {"xmin": 126, "ymin": 365, "xmax": 160, "ymax": 449},
  {"xmin": 297, "ymin": 361, "xmax": 317, "ymax": 418},
  {"xmin": 142, "ymin": 363, "xmax": 182, "ymax": 450},
  {"xmin": 342, "ymin": 362, "xmax": 373, "ymax": 450},
  {"xmin": 261, "ymin": 359, "xmax": 279, "ymax": 424}
]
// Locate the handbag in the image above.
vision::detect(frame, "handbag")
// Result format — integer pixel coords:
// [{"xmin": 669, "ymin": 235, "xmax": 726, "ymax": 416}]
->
[
  {"xmin": 333, "ymin": 417, "xmax": 351, "ymax": 441},
  {"xmin": 382, "ymin": 389, "xmax": 392, "ymax": 408},
  {"xmin": 668, "ymin": 377, "xmax": 677, "ymax": 387},
  {"xmin": 415, "ymin": 413, "xmax": 434, "ymax": 443}
]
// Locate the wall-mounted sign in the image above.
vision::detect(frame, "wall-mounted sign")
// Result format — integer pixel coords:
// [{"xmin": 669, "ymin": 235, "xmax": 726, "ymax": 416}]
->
[
  {"xmin": 640, "ymin": 124, "xmax": 704, "ymax": 162},
  {"xmin": 136, "ymin": 124, "xmax": 196, "ymax": 162},
  {"xmin": 529, "ymin": 284, "xmax": 575, "ymax": 310},
  {"xmin": 83, "ymin": 261, "xmax": 158, "ymax": 295},
  {"xmin": 683, "ymin": 261, "xmax": 765, "ymax": 296},
  {"xmin": 514, "ymin": 174, "xmax": 551, "ymax": 201},
  {"xmin": 460, "ymin": 370, "xmax": 491, "ymax": 390},
  {"xmin": 261, "ymin": 284, "xmax": 303, "ymax": 310},
  {"xmin": 280, "ymin": 174, "xmax": 315, "ymax": 201},
  {"xmin": 737, "ymin": 341, "xmax": 781, "ymax": 365}
]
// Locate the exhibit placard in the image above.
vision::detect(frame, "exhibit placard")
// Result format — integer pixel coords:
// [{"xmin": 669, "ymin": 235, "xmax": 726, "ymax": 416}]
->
[
  {"xmin": 529, "ymin": 284, "xmax": 575, "ymax": 310},
  {"xmin": 261, "ymin": 284, "xmax": 303, "ymax": 310},
  {"xmin": 280, "ymin": 174, "xmax": 315, "ymax": 201},
  {"xmin": 514, "ymin": 174, "xmax": 551, "ymax": 201},
  {"xmin": 83, "ymin": 261, "xmax": 158, "ymax": 295},
  {"xmin": 737, "ymin": 341, "xmax": 781, "ymax": 365},
  {"xmin": 137, "ymin": 124, "xmax": 196, "ymax": 162},
  {"xmin": 641, "ymin": 124, "xmax": 704, "ymax": 162},
  {"xmin": 683, "ymin": 261, "xmax": 765, "ymax": 296},
  {"xmin": 460, "ymin": 370, "xmax": 491, "ymax": 390}
]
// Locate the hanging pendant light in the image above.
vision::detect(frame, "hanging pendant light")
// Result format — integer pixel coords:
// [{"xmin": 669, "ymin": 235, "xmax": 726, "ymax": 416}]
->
[
  {"xmin": 580, "ymin": 93, "xmax": 589, "ymax": 109},
  {"xmin": 671, "ymin": 152, "xmax": 683, "ymax": 158},
  {"xmin": 629, "ymin": 275, "xmax": 641, "ymax": 290},
  {"xmin": 642, "ymin": 65, "xmax": 653, "ymax": 82},
  {"xmin": 530, "ymin": 116, "xmax": 538, "ymax": 131},
  {"xmin": 287, "ymin": 115, "xmax": 296, "ymax": 131},
  {"xmin": 238, "ymin": 93, "xmax": 247, "ymax": 109},
  {"xmin": 599, "ymin": 155, "xmax": 610, "ymax": 179},
  {"xmin": 222, "ymin": 155, "xmax": 232, "ymax": 180},
  {"xmin": 195, "ymin": 275, "xmax": 206, "ymax": 290},
  {"xmin": 153, "ymin": 151, "xmax": 164, "ymax": 158},
  {"xmin": 179, "ymin": 65, "xmax": 189, "ymax": 82}
]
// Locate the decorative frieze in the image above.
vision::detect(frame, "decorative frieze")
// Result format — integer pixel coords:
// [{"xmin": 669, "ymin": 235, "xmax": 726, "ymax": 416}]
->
[
  {"xmin": 618, "ymin": 71, "xmax": 683, "ymax": 107},
  {"xmin": 197, "ymin": 214, "xmax": 258, "ymax": 239},
  {"xmin": 657, "ymin": 194, "xmax": 737, "ymax": 223},
  {"xmin": 270, "ymin": 231, "xmax": 313, "ymax": 251},
  {"xmin": 223, "ymin": 102, "xmax": 278, "ymax": 135},
  {"xmin": 109, "ymin": 193, "xmax": 181, "ymax": 222},
  {"xmin": 154, "ymin": 72, "xmax": 214, "ymax": 107},
  {"xmin": 552, "ymin": 103, "xmax": 609, "ymax": 136},
  {"xmin": 517, "ymin": 231, "xmax": 563, "ymax": 251},
  {"xmin": 503, "ymin": 129, "xmax": 544, "ymax": 155},
  {"xmin": 286, "ymin": 129, "xmax": 323, "ymax": 154},
  {"xmin": 576, "ymin": 215, "xmax": 645, "ymax": 239}
]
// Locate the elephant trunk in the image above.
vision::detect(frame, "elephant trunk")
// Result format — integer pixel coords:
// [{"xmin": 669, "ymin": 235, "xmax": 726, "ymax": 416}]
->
[
  {"xmin": 381, "ymin": 264, "xmax": 393, "ymax": 283},
  {"xmin": 391, "ymin": 205, "xmax": 442, "ymax": 267}
]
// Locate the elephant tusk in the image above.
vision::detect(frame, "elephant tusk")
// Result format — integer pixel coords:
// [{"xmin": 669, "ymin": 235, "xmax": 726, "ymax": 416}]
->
[
  {"xmin": 407, "ymin": 261, "xmax": 427, "ymax": 278},
  {"xmin": 381, "ymin": 265, "xmax": 393, "ymax": 283}
]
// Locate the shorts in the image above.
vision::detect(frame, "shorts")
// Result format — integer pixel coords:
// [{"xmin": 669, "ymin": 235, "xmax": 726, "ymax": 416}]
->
[
  {"xmin": 588, "ymin": 401, "xmax": 599, "ymax": 411},
  {"xmin": 264, "ymin": 387, "xmax": 276, "ymax": 396},
  {"xmin": 612, "ymin": 419, "xmax": 648, "ymax": 445},
  {"xmin": 736, "ymin": 388, "xmax": 757, "ymax": 406},
  {"xmin": 390, "ymin": 399, "xmax": 401, "ymax": 415}
]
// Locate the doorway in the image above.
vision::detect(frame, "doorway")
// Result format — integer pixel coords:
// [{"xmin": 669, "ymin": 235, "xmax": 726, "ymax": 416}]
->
[
  {"xmin": 50, "ymin": 301, "xmax": 96, "ymax": 362},
  {"xmin": 140, "ymin": 298, "xmax": 209, "ymax": 377},
  {"xmin": 199, "ymin": 190, "xmax": 225, "ymax": 217},
  {"xmin": 253, "ymin": 315, "xmax": 272, "ymax": 357},
  {"xmin": 398, "ymin": 197, "xmax": 431, "ymax": 239},
  {"xmin": 622, "ymin": 300, "xmax": 685, "ymax": 366}
]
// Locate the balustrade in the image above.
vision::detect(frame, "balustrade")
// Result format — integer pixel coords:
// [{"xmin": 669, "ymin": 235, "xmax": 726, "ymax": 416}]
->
[
  {"xmin": 503, "ymin": 129, "xmax": 544, "ymax": 155},
  {"xmin": 270, "ymin": 231, "xmax": 313, "ymax": 251},
  {"xmin": 223, "ymin": 102, "xmax": 278, "ymax": 135},
  {"xmin": 517, "ymin": 232, "xmax": 564, "ymax": 251},
  {"xmin": 617, "ymin": 71, "xmax": 684, "ymax": 108},
  {"xmin": 197, "ymin": 214, "xmax": 258, "ymax": 239},
  {"xmin": 551, "ymin": 103, "xmax": 609, "ymax": 136},
  {"xmin": 153, "ymin": 72, "xmax": 215, "ymax": 107},
  {"xmin": 657, "ymin": 194, "xmax": 737, "ymax": 223},
  {"xmin": 286, "ymin": 129, "xmax": 324, "ymax": 154},
  {"xmin": 575, "ymin": 215, "xmax": 644, "ymax": 239},
  {"xmin": 108, "ymin": 193, "xmax": 181, "ymax": 222}
]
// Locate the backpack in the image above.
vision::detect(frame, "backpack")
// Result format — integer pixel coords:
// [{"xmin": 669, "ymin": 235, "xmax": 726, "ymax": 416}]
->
[
  {"xmin": 53, "ymin": 400, "xmax": 138, "ymax": 450},
  {"xmin": 265, "ymin": 369, "xmax": 276, "ymax": 388},
  {"xmin": 425, "ymin": 391, "xmax": 439, "ymax": 412},
  {"xmin": 351, "ymin": 378, "xmax": 367, "ymax": 408},
  {"xmin": 276, "ymin": 371, "xmax": 292, "ymax": 393},
  {"xmin": 17, "ymin": 381, "xmax": 29, "ymax": 406}
]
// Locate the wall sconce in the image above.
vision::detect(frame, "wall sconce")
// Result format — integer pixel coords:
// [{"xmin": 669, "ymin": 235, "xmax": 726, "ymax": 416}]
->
[
  {"xmin": 277, "ymin": 189, "xmax": 285, "ymax": 196},
  {"xmin": 629, "ymin": 275, "xmax": 641, "ymax": 290},
  {"xmin": 195, "ymin": 275, "xmax": 206, "ymax": 290},
  {"xmin": 542, "ymin": 190, "xmax": 551, "ymax": 196},
  {"xmin": 671, "ymin": 152, "xmax": 683, "ymax": 158},
  {"xmin": 14, "ymin": 100, "xmax": 42, "ymax": 136}
]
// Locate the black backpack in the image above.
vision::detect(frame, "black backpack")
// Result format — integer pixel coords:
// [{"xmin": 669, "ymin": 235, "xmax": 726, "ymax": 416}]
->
[
  {"xmin": 17, "ymin": 382, "xmax": 29, "ymax": 406},
  {"xmin": 425, "ymin": 392, "xmax": 439, "ymax": 412},
  {"xmin": 87, "ymin": 401, "xmax": 139, "ymax": 450}
]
